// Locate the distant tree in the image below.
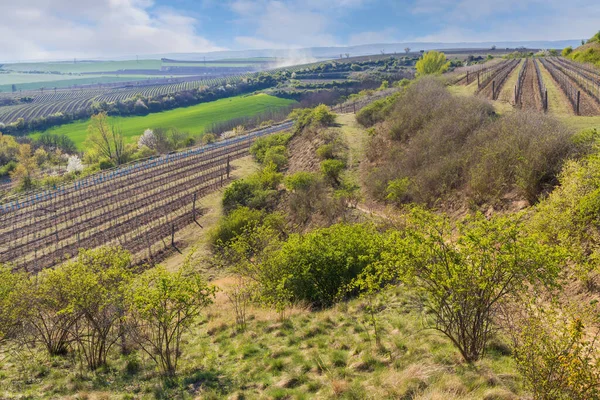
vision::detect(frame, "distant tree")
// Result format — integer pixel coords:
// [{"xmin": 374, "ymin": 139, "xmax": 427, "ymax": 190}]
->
[
  {"xmin": 10, "ymin": 144, "xmax": 39, "ymax": 190},
  {"xmin": 345, "ymin": 53, "xmax": 350, "ymax": 59},
  {"xmin": 137, "ymin": 129, "xmax": 157, "ymax": 149},
  {"xmin": 491, "ymin": 45, "xmax": 497, "ymax": 50},
  {"xmin": 66, "ymin": 155, "xmax": 84, "ymax": 173},
  {"xmin": 404, "ymin": 47, "xmax": 411, "ymax": 54},
  {"xmin": 548, "ymin": 49, "xmax": 559, "ymax": 56},
  {"xmin": 415, "ymin": 51, "xmax": 450, "ymax": 76},
  {"xmin": 86, "ymin": 112, "xmax": 127, "ymax": 165},
  {"xmin": 11, "ymin": 84, "xmax": 16, "ymax": 93}
]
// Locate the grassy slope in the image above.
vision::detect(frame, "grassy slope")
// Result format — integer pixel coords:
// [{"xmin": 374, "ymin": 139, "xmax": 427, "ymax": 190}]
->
[{"xmin": 31, "ymin": 94, "xmax": 296, "ymax": 149}]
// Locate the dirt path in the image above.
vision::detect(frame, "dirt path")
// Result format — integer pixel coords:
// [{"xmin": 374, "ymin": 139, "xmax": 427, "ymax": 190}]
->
[{"xmin": 520, "ymin": 59, "xmax": 543, "ymax": 112}]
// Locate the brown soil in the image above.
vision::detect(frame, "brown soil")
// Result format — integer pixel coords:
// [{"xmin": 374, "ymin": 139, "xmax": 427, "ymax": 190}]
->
[
  {"xmin": 286, "ymin": 130, "xmax": 324, "ymax": 175},
  {"xmin": 520, "ymin": 59, "xmax": 543, "ymax": 112}
]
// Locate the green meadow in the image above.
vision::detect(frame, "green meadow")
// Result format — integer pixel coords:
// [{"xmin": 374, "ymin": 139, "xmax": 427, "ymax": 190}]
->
[{"xmin": 31, "ymin": 94, "xmax": 296, "ymax": 149}]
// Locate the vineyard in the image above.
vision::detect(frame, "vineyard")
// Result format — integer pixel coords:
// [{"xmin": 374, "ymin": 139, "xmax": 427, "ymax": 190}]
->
[
  {"xmin": 0, "ymin": 121, "xmax": 293, "ymax": 272},
  {"xmin": 452, "ymin": 56, "xmax": 600, "ymax": 116},
  {"xmin": 0, "ymin": 74, "xmax": 253, "ymax": 124}
]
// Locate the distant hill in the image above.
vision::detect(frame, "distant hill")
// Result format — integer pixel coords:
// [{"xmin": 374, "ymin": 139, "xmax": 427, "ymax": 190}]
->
[
  {"xmin": 153, "ymin": 40, "xmax": 582, "ymax": 62},
  {"xmin": 3, "ymin": 40, "xmax": 582, "ymax": 64}
]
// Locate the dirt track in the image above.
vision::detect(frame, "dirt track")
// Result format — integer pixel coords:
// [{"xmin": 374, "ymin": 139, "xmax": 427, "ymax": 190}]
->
[{"xmin": 520, "ymin": 59, "xmax": 543, "ymax": 111}]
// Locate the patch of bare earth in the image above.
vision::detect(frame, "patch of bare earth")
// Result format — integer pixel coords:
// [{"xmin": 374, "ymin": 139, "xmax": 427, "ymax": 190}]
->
[{"xmin": 520, "ymin": 59, "xmax": 543, "ymax": 111}]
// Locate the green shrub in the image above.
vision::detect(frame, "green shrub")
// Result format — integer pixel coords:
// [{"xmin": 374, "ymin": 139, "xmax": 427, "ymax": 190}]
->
[
  {"xmin": 98, "ymin": 158, "xmax": 115, "ymax": 170},
  {"xmin": 320, "ymin": 159, "xmax": 346, "ymax": 185},
  {"xmin": 258, "ymin": 224, "xmax": 384, "ymax": 308},
  {"xmin": 0, "ymin": 160, "xmax": 17, "ymax": 177},
  {"xmin": 289, "ymin": 105, "xmax": 336, "ymax": 133},
  {"xmin": 263, "ymin": 145, "xmax": 288, "ymax": 171},
  {"xmin": 356, "ymin": 91, "xmax": 402, "ymax": 128},
  {"xmin": 222, "ymin": 165, "xmax": 283, "ymax": 214},
  {"xmin": 316, "ymin": 144, "xmax": 335, "ymax": 160},
  {"xmin": 250, "ymin": 133, "xmax": 291, "ymax": 164},
  {"xmin": 210, "ymin": 207, "xmax": 284, "ymax": 249},
  {"xmin": 285, "ymin": 172, "xmax": 320, "ymax": 192},
  {"xmin": 562, "ymin": 46, "xmax": 573, "ymax": 57}
]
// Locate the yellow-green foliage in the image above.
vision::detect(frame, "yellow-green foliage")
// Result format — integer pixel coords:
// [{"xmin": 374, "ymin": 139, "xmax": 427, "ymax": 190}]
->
[
  {"xmin": 289, "ymin": 104, "xmax": 336, "ymax": 133},
  {"xmin": 512, "ymin": 302, "xmax": 600, "ymax": 400},
  {"xmin": 530, "ymin": 131, "xmax": 600, "ymax": 284},
  {"xmin": 562, "ymin": 46, "xmax": 573, "ymax": 56},
  {"xmin": 415, "ymin": 51, "xmax": 450, "ymax": 76},
  {"xmin": 361, "ymin": 208, "xmax": 563, "ymax": 362}
]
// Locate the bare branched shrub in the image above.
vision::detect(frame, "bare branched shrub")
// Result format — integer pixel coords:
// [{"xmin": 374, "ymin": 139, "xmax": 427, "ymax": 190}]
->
[{"xmin": 363, "ymin": 78, "xmax": 585, "ymax": 207}]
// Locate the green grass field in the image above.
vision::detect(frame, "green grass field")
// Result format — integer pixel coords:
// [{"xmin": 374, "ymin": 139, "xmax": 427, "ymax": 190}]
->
[{"xmin": 31, "ymin": 94, "xmax": 296, "ymax": 149}]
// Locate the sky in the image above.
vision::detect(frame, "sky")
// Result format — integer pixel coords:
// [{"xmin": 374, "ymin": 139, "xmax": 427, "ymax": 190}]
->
[{"xmin": 0, "ymin": 0, "xmax": 599, "ymax": 61}]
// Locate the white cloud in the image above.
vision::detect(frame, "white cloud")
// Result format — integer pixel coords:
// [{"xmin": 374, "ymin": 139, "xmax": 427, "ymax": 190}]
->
[{"xmin": 0, "ymin": 0, "xmax": 224, "ymax": 61}]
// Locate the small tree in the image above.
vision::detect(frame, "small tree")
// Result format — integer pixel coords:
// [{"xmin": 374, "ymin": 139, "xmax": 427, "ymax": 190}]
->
[
  {"xmin": 378, "ymin": 209, "xmax": 563, "ymax": 362},
  {"xmin": 138, "ymin": 129, "xmax": 156, "ymax": 149},
  {"xmin": 404, "ymin": 47, "xmax": 411, "ymax": 54},
  {"xmin": 66, "ymin": 155, "xmax": 84, "ymax": 173},
  {"xmin": 10, "ymin": 144, "xmax": 39, "ymax": 190},
  {"xmin": 415, "ymin": 51, "xmax": 450, "ymax": 76},
  {"xmin": 23, "ymin": 266, "xmax": 82, "ymax": 356},
  {"xmin": 127, "ymin": 261, "xmax": 215, "ymax": 376},
  {"xmin": 86, "ymin": 112, "xmax": 127, "ymax": 165}
]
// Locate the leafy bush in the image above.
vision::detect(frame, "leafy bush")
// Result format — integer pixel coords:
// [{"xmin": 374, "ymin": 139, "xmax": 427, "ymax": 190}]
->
[
  {"xmin": 562, "ymin": 46, "xmax": 573, "ymax": 56},
  {"xmin": 127, "ymin": 263, "xmax": 215, "ymax": 376},
  {"xmin": 511, "ymin": 302, "xmax": 600, "ymax": 399},
  {"xmin": 263, "ymin": 145, "xmax": 288, "ymax": 171},
  {"xmin": 356, "ymin": 91, "xmax": 403, "ymax": 127},
  {"xmin": 258, "ymin": 224, "xmax": 384, "ymax": 308},
  {"xmin": 222, "ymin": 164, "xmax": 283, "ymax": 214},
  {"xmin": 250, "ymin": 133, "xmax": 291, "ymax": 164},
  {"xmin": 415, "ymin": 51, "xmax": 450, "ymax": 76},
  {"xmin": 364, "ymin": 209, "xmax": 563, "ymax": 362},
  {"xmin": 289, "ymin": 105, "xmax": 337, "ymax": 133},
  {"xmin": 320, "ymin": 159, "xmax": 346, "ymax": 185},
  {"xmin": 211, "ymin": 206, "xmax": 285, "ymax": 249}
]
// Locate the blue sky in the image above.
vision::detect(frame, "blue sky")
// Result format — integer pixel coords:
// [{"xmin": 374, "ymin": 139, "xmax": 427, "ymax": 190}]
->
[{"xmin": 1, "ymin": 0, "xmax": 599, "ymax": 60}]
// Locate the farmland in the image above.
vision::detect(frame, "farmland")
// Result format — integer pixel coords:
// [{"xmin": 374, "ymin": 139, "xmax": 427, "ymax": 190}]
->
[
  {"xmin": 31, "ymin": 94, "xmax": 296, "ymax": 148},
  {"xmin": 0, "ymin": 121, "xmax": 294, "ymax": 271},
  {"xmin": 451, "ymin": 55, "xmax": 600, "ymax": 118}
]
